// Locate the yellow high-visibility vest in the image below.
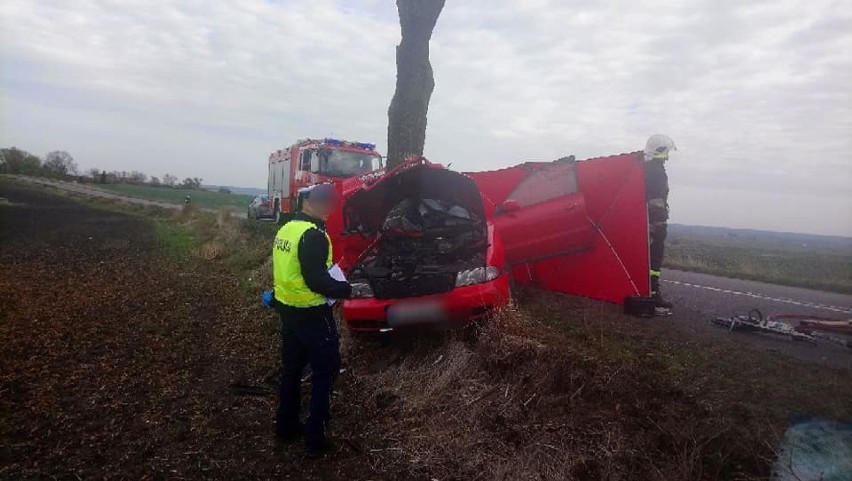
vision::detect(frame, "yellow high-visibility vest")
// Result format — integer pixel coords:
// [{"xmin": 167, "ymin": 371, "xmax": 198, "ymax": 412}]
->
[{"xmin": 273, "ymin": 220, "xmax": 333, "ymax": 307}]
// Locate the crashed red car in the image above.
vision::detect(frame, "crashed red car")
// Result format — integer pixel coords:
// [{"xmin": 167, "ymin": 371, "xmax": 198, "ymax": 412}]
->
[{"xmin": 340, "ymin": 160, "xmax": 510, "ymax": 332}]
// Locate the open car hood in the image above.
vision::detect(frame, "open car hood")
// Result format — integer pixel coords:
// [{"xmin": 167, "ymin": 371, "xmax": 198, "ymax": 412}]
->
[{"xmin": 343, "ymin": 159, "xmax": 486, "ymax": 235}]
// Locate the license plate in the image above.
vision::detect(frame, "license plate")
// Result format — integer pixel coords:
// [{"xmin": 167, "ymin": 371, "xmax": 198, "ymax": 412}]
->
[{"xmin": 386, "ymin": 301, "xmax": 446, "ymax": 327}]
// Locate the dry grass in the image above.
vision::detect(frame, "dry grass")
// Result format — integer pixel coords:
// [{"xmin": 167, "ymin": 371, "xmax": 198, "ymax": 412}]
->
[
  {"xmin": 248, "ymin": 255, "xmax": 274, "ymax": 291},
  {"xmin": 198, "ymin": 241, "xmax": 226, "ymax": 260},
  {"xmin": 344, "ymin": 309, "xmax": 719, "ymax": 480}
]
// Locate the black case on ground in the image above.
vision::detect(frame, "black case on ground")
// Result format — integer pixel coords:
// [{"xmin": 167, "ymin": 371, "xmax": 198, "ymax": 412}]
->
[{"xmin": 623, "ymin": 296, "xmax": 657, "ymax": 318}]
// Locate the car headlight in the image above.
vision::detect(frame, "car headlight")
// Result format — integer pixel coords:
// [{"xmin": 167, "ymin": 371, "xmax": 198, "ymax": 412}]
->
[
  {"xmin": 350, "ymin": 282, "xmax": 374, "ymax": 299},
  {"xmin": 455, "ymin": 266, "xmax": 501, "ymax": 287}
]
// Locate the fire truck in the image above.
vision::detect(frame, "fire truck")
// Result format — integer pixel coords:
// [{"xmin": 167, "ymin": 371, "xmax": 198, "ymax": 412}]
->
[{"xmin": 267, "ymin": 138, "xmax": 384, "ymax": 224}]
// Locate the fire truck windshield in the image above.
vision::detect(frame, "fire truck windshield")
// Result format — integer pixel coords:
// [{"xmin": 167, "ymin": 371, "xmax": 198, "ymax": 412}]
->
[{"xmin": 318, "ymin": 149, "xmax": 383, "ymax": 177}]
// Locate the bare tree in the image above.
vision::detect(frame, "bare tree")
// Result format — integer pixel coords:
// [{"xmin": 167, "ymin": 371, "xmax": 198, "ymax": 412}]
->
[
  {"xmin": 149, "ymin": 176, "xmax": 161, "ymax": 186},
  {"xmin": 43, "ymin": 151, "xmax": 78, "ymax": 178},
  {"xmin": 128, "ymin": 171, "xmax": 147, "ymax": 184},
  {"xmin": 386, "ymin": 0, "xmax": 446, "ymax": 169},
  {"xmin": 162, "ymin": 173, "xmax": 178, "ymax": 187},
  {"xmin": 180, "ymin": 177, "xmax": 202, "ymax": 190}
]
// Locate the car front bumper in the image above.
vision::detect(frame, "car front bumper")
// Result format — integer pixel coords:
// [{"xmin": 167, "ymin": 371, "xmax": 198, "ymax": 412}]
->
[{"xmin": 342, "ymin": 273, "xmax": 511, "ymax": 332}]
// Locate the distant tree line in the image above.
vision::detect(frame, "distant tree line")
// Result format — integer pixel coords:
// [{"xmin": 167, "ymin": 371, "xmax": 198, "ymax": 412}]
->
[
  {"xmin": 0, "ymin": 147, "xmax": 79, "ymax": 179},
  {"xmin": 1, "ymin": 146, "xmax": 206, "ymax": 190}
]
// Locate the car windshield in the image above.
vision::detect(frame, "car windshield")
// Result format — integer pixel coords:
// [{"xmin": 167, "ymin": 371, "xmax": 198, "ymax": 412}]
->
[{"xmin": 319, "ymin": 149, "xmax": 382, "ymax": 177}]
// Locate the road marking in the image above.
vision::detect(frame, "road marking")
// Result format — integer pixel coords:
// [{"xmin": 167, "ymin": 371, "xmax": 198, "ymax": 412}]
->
[{"xmin": 663, "ymin": 279, "xmax": 852, "ymax": 315}]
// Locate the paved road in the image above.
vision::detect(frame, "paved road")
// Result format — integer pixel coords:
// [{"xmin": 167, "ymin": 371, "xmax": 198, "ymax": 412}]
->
[
  {"xmin": 666, "ymin": 270, "xmax": 852, "ymax": 317},
  {"xmin": 664, "ymin": 270, "xmax": 851, "ymax": 367}
]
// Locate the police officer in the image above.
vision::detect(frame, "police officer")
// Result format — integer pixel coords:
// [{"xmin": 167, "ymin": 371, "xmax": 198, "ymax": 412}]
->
[
  {"xmin": 271, "ymin": 183, "xmax": 351, "ymax": 454},
  {"xmin": 644, "ymin": 134, "xmax": 676, "ymax": 312}
]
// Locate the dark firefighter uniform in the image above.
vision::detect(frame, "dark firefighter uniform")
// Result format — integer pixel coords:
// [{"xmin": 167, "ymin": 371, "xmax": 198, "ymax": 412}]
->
[
  {"xmin": 643, "ymin": 134, "xmax": 676, "ymax": 309},
  {"xmin": 272, "ymin": 210, "xmax": 351, "ymax": 450},
  {"xmin": 646, "ymin": 158, "xmax": 668, "ymax": 298}
]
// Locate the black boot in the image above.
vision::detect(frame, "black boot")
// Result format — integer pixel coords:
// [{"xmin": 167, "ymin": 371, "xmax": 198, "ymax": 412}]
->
[
  {"xmin": 655, "ymin": 294, "xmax": 673, "ymax": 310},
  {"xmin": 651, "ymin": 276, "xmax": 673, "ymax": 311}
]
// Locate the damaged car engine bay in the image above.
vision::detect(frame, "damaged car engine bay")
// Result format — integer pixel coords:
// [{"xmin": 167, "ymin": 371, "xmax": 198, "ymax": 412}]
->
[{"xmin": 350, "ymin": 198, "xmax": 488, "ymax": 299}]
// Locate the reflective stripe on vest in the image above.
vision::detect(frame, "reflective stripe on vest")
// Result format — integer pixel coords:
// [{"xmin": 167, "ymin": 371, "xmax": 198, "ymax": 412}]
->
[
  {"xmin": 650, "ymin": 269, "xmax": 661, "ymax": 278},
  {"xmin": 273, "ymin": 220, "xmax": 333, "ymax": 307}
]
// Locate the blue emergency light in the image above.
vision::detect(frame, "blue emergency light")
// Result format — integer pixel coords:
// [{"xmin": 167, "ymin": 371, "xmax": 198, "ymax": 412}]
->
[{"xmin": 322, "ymin": 138, "xmax": 375, "ymax": 151}]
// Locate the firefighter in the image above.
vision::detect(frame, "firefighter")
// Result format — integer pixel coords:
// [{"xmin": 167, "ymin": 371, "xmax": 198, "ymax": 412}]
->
[
  {"xmin": 644, "ymin": 134, "xmax": 676, "ymax": 312},
  {"xmin": 271, "ymin": 183, "xmax": 351, "ymax": 455}
]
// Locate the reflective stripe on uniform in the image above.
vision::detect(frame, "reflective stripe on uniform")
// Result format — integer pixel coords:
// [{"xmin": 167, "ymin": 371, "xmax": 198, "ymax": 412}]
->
[
  {"xmin": 650, "ymin": 270, "xmax": 661, "ymax": 277},
  {"xmin": 273, "ymin": 220, "xmax": 333, "ymax": 307},
  {"xmin": 648, "ymin": 198, "xmax": 667, "ymax": 209}
]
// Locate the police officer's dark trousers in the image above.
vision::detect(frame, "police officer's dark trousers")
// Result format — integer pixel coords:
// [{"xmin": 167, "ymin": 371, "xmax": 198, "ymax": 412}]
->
[{"xmin": 276, "ymin": 304, "xmax": 340, "ymax": 446}]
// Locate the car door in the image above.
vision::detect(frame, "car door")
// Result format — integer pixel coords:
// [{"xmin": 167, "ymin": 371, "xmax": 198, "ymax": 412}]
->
[{"xmin": 490, "ymin": 162, "xmax": 594, "ymax": 266}]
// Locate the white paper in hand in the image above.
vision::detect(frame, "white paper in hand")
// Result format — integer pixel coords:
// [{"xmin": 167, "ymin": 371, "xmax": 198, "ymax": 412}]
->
[{"xmin": 326, "ymin": 263, "xmax": 347, "ymax": 306}]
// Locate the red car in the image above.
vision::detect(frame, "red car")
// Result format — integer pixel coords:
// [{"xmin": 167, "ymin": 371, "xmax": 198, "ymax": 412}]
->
[{"xmin": 340, "ymin": 158, "xmax": 596, "ymax": 332}]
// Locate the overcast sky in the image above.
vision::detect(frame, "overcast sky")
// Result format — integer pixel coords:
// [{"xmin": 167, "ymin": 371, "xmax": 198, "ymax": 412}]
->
[{"xmin": 1, "ymin": 0, "xmax": 851, "ymax": 236}]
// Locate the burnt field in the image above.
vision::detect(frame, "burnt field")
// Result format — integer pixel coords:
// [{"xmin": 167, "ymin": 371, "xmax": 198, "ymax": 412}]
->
[{"xmin": 2, "ymin": 179, "xmax": 851, "ymax": 480}]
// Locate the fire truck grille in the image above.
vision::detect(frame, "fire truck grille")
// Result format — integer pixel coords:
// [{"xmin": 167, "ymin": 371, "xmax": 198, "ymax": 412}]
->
[{"xmin": 372, "ymin": 273, "xmax": 456, "ymax": 300}]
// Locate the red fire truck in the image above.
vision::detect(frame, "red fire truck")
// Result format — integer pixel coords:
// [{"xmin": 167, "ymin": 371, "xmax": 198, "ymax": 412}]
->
[{"xmin": 267, "ymin": 138, "xmax": 384, "ymax": 224}]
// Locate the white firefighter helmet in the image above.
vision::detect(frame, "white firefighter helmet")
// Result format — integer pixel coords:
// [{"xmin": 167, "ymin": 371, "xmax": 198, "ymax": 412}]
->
[{"xmin": 644, "ymin": 134, "xmax": 676, "ymax": 161}]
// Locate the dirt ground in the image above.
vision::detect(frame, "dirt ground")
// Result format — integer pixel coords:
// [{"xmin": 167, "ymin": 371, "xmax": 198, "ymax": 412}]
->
[{"xmin": 2, "ymin": 180, "xmax": 851, "ymax": 480}]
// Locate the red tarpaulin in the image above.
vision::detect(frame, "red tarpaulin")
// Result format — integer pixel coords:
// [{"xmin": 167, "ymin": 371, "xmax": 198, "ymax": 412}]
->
[{"xmin": 467, "ymin": 152, "xmax": 650, "ymax": 304}]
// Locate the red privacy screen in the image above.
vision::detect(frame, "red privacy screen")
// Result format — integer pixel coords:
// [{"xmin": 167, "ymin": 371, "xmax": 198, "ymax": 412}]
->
[{"xmin": 467, "ymin": 152, "xmax": 650, "ymax": 304}]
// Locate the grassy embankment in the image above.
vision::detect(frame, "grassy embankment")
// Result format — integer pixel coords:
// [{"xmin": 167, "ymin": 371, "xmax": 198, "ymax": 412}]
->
[
  {"xmin": 95, "ymin": 183, "xmax": 254, "ymax": 211},
  {"xmin": 665, "ymin": 235, "xmax": 852, "ymax": 294},
  {"xmin": 52, "ymin": 185, "xmax": 852, "ymax": 480}
]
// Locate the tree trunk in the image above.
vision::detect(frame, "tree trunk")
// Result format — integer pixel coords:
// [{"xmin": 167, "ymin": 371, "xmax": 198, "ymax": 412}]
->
[{"xmin": 386, "ymin": 0, "xmax": 446, "ymax": 170}]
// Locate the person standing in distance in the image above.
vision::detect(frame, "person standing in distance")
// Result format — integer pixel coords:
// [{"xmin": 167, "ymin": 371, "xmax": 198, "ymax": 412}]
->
[
  {"xmin": 644, "ymin": 134, "xmax": 676, "ymax": 314},
  {"xmin": 271, "ymin": 183, "xmax": 351, "ymax": 455}
]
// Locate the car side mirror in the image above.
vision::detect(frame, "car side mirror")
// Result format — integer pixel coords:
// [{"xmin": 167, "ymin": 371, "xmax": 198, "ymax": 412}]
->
[{"xmin": 499, "ymin": 199, "xmax": 521, "ymax": 214}]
